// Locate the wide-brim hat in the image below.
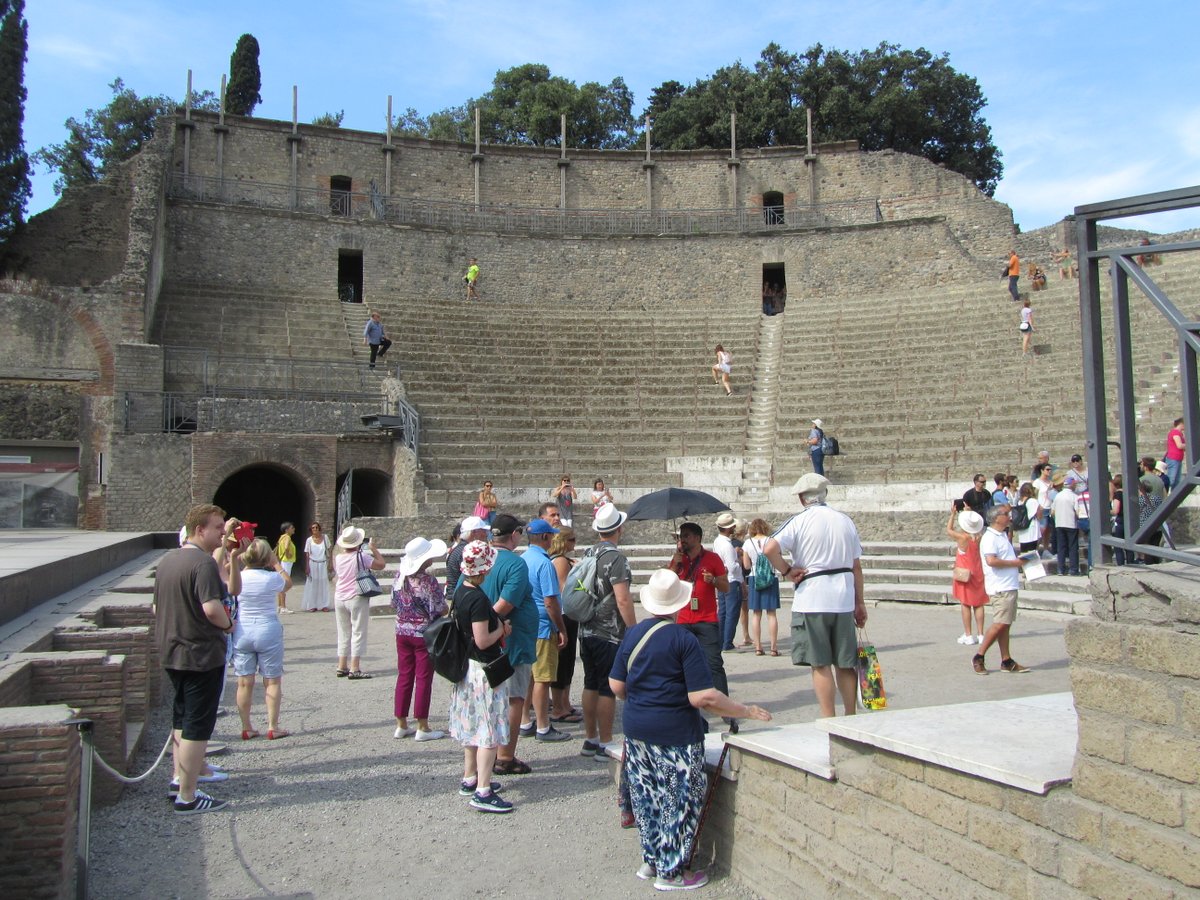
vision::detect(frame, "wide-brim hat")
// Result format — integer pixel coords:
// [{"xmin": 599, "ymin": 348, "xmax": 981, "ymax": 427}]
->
[
  {"xmin": 640, "ymin": 569, "xmax": 694, "ymax": 617},
  {"xmin": 715, "ymin": 511, "xmax": 736, "ymax": 529},
  {"xmin": 460, "ymin": 540, "xmax": 496, "ymax": 577},
  {"xmin": 958, "ymin": 511, "xmax": 985, "ymax": 535},
  {"xmin": 1155, "ymin": 460, "xmax": 1168, "ymax": 474},
  {"xmin": 399, "ymin": 536, "xmax": 447, "ymax": 578},
  {"xmin": 592, "ymin": 502, "xmax": 627, "ymax": 533},
  {"xmin": 337, "ymin": 525, "xmax": 366, "ymax": 549},
  {"xmin": 812, "ymin": 418, "xmax": 823, "ymax": 428}
]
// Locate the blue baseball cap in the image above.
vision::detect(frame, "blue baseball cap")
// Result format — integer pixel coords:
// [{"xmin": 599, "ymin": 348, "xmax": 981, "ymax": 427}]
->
[{"xmin": 527, "ymin": 519, "xmax": 559, "ymax": 536}]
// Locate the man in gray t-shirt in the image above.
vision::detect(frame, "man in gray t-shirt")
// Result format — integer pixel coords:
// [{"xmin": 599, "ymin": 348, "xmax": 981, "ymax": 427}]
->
[{"xmin": 578, "ymin": 503, "xmax": 636, "ymax": 757}]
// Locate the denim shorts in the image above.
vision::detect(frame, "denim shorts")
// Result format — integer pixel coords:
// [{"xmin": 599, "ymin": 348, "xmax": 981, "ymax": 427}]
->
[{"xmin": 232, "ymin": 617, "xmax": 285, "ymax": 678}]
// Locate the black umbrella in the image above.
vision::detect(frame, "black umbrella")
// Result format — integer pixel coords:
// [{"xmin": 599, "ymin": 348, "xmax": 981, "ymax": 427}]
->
[{"xmin": 625, "ymin": 487, "xmax": 731, "ymax": 529}]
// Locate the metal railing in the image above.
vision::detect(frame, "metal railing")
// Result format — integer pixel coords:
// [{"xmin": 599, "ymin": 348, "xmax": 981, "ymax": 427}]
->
[
  {"xmin": 390, "ymin": 399, "xmax": 421, "ymax": 456},
  {"xmin": 163, "ymin": 348, "xmax": 394, "ymax": 397},
  {"xmin": 168, "ymin": 173, "xmax": 882, "ymax": 236},
  {"xmin": 1078, "ymin": 185, "xmax": 1200, "ymax": 566}
]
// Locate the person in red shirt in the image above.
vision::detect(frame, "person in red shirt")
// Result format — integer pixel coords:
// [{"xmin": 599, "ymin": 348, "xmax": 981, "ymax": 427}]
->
[{"xmin": 667, "ymin": 522, "xmax": 730, "ymax": 696}]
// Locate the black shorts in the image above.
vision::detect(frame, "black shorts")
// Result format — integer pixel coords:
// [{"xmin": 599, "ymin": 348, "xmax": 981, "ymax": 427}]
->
[
  {"xmin": 580, "ymin": 635, "xmax": 619, "ymax": 698},
  {"xmin": 166, "ymin": 666, "xmax": 225, "ymax": 741}
]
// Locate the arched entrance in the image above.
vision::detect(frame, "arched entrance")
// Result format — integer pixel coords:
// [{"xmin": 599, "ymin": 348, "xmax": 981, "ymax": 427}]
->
[
  {"xmin": 213, "ymin": 464, "xmax": 313, "ymax": 545},
  {"xmin": 336, "ymin": 468, "xmax": 391, "ymax": 520}
]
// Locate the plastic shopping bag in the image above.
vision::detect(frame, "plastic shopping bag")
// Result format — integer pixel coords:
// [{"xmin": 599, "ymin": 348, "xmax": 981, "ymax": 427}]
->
[{"xmin": 856, "ymin": 630, "xmax": 887, "ymax": 710}]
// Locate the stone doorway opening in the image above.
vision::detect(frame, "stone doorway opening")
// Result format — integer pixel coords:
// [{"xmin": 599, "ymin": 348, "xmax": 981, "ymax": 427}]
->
[
  {"xmin": 212, "ymin": 464, "xmax": 312, "ymax": 548},
  {"xmin": 336, "ymin": 467, "xmax": 391, "ymax": 519},
  {"xmin": 338, "ymin": 249, "xmax": 363, "ymax": 303},
  {"xmin": 762, "ymin": 191, "xmax": 785, "ymax": 226},
  {"xmin": 330, "ymin": 175, "xmax": 352, "ymax": 217},
  {"xmin": 762, "ymin": 262, "xmax": 786, "ymax": 315}
]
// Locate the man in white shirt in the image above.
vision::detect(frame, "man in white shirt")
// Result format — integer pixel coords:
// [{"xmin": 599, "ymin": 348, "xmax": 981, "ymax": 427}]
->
[
  {"xmin": 975, "ymin": 506, "xmax": 1031, "ymax": 675},
  {"xmin": 761, "ymin": 474, "xmax": 867, "ymax": 717},
  {"xmin": 713, "ymin": 512, "xmax": 745, "ymax": 652},
  {"xmin": 1052, "ymin": 480, "xmax": 1081, "ymax": 577}
]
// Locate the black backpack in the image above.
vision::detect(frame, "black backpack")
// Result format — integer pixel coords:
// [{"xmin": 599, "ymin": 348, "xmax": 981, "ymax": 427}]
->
[
  {"xmin": 1010, "ymin": 502, "xmax": 1031, "ymax": 532},
  {"xmin": 424, "ymin": 595, "xmax": 469, "ymax": 683}
]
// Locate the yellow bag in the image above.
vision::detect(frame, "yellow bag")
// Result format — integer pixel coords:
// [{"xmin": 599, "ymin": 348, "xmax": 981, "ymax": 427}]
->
[{"xmin": 856, "ymin": 630, "xmax": 887, "ymax": 710}]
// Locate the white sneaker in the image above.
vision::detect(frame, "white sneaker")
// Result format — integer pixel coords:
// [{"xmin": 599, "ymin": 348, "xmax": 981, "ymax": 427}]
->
[
  {"xmin": 956, "ymin": 634, "xmax": 973, "ymax": 645},
  {"xmin": 394, "ymin": 726, "xmax": 415, "ymax": 739},
  {"xmin": 974, "ymin": 634, "xmax": 985, "ymax": 644},
  {"xmin": 414, "ymin": 729, "xmax": 446, "ymax": 742}
]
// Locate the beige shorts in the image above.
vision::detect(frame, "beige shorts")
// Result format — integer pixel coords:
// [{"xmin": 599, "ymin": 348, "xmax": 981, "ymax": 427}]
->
[
  {"xmin": 532, "ymin": 638, "xmax": 560, "ymax": 683},
  {"xmin": 989, "ymin": 590, "xmax": 1019, "ymax": 626}
]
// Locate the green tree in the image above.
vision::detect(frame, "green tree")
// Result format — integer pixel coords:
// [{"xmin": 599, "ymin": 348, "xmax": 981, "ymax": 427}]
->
[
  {"xmin": 423, "ymin": 63, "xmax": 637, "ymax": 149},
  {"xmin": 32, "ymin": 78, "xmax": 173, "ymax": 195},
  {"xmin": 646, "ymin": 42, "xmax": 1002, "ymax": 196},
  {"xmin": 226, "ymin": 33, "xmax": 261, "ymax": 117},
  {"xmin": 311, "ymin": 110, "xmax": 344, "ymax": 128},
  {"xmin": 0, "ymin": 0, "xmax": 30, "ymax": 243}
]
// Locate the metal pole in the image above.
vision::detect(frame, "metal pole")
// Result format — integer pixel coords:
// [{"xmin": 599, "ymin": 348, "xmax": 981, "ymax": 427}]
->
[{"xmin": 74, "ymin": 719, "xmax": 94, "ymax": 900}]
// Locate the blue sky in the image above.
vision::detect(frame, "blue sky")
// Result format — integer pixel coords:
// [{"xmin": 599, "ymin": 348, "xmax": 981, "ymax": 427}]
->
[{"xmin": 20, "ymin": 0, "xmax": 1200, "ymax": 232}]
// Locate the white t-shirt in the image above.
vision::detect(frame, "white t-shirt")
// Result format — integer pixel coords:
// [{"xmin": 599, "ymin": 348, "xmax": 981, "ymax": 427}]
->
[
  {"xmin": 1033, "ymin": 478, "xmax": 1053, "ymax": 510},
  {"xmin": 238, "ymin": 569, "xmax": 285, "ymax": 619},
  {"xmin": 771, "ymin": 505, "xmax": 861, "ymax": 613},
  {"xmin": 1052, "ymin": 488, "xmax": 1078, "ymax": 529},
  {"xmin": 713, "ymin": 533, "xmax": 743, "ymax": 584},
  {"xmin": 979, "ymin": 528, "xmax": 1020, "ymax": 594}
]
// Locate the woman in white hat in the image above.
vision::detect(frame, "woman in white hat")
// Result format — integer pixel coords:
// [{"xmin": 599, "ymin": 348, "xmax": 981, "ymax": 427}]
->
[
  {"xmin": 332, "ymin": 525, "xmax": 386, "ymax": 679},
  {"xmin": 609, "ymin": 569, "xmax": 771, "ymax": 891},
  {"xmin": 946, "ymin": 505, "xmax": 988, "ymax": 645},
  {"xmin": 391, "ymin": 536, "xmax": 449, "ymax": 741},
  {"xmin": 448, "ymin": 540, "xmax": 514, "ymax": 814}
]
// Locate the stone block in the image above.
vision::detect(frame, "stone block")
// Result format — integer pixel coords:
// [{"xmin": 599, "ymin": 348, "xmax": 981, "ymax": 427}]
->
[
  {"xmin": 922, "ymin": 826, "xmax": 1026, "ymax": 893},
  {"xmin": 1074, "ymin": 708, "xmax": 1127, "ymax": 764},
  {"xmin": 864, "ymin": 801, "xmax": 928, "ymax": 853},
  {"xmin": 1063, "ymin": 617, "xmax": 1124, "ymax": 664},
  {"xmin": 1125, "ymin": 625, "xmax": 1200, "ymax": 679},
  {"xmin": 1105, "ymin": 813, "xmax": 1200, "ymax": 887},
  {"xmin": 1059, "ymin": 846, "xmax": 1177, "ymax": 900},
  {"xmin": 1126, "ymin": 724, "xmax": 1200, "ymax": 784},
  {"xmin": 1069, "ymin": 665, "xmax": 1176, "ymax": 726},
  {"xmin": 1073, "ymin": 758, "xmax": 1183, "ymax": 826},
  {"xmin": 895, "ymin": 778, "xmax": 970, "ymax": 834},
  {"xmin": 923, "ymin": 764, "xmax": 1007, "ymax": 810}
]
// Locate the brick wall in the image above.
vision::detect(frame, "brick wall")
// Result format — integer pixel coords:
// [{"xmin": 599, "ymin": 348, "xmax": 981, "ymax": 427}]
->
[
  {"xmin": 0, "ymin": 706, "xmax": 81, "ymax": 900},
  {"xmin": 104, "ymin": 433, "xmax": 192, "ymax": 530},
  {"xmin": 701, "ymin": 567, "xmax": 1200, "ymax": 897},
  {"xmin": 52, "ymin": 624, "xmax": 151, "ymax": 724}
]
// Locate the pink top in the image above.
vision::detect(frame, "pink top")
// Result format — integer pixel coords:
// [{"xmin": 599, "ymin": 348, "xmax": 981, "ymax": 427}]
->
[
  {"xmin": 333, "ymin": 548, "xmax": 369, "ymax": 602},
  {"xmin": 1166, "ymin": 428, "xmax": 1185, "ymax": 462}
]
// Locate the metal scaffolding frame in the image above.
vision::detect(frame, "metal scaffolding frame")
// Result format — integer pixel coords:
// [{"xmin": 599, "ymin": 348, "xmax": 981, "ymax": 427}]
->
[{"xmin": 1077, "ymin": 185, "xmax": 1200, "ymax": 565}]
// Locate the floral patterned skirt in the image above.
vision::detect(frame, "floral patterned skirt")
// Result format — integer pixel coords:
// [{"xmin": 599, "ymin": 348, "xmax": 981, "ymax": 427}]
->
[{"xmin": 448, "ymin": 659, "xmax": 510, "ymax": 748}]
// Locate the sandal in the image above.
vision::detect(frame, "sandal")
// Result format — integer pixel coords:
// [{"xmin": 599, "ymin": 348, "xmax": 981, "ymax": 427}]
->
[
  {"xmin": 755, "ymin": 649, "xmax": 765, "ymax": 656},
  {"xmin": 240, "ymin": 729, "xmax": 260, "ymax": 741},
  {"xmin": 335, "ymin": 668, "xmax": 349, "ymax": 677},
  {"xmin": 347, "ymin": 671, "xmax": 372, "ymax": 680},
  {"xmin": 493, "ymin": 757, "xmax": 532, "ymax": 775},
  {"xmin": 550, "ymin": 710, "xmax": 583, "ymax": 723},
  {"xmin": 266, "ymin": 728, "xmax": 290, "ymax": 740},
  {"xmin": 770, "ymin": 650, "xmax": 781, "ymax": 657}
]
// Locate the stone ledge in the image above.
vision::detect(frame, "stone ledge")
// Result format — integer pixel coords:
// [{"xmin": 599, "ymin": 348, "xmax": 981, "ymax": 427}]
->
[
  {"xmin": 726, "ymin": 722, "xmax": 834, "ymax": 779},
  {"xmin": 819, "ymin": 691, "xmax": 1077, "ymax": 794}
]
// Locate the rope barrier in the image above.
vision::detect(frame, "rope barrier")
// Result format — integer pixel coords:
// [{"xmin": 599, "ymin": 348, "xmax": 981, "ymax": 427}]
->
[{"xmin": 89, "ymin": 730, "xmax": 173, "ymax": 784}]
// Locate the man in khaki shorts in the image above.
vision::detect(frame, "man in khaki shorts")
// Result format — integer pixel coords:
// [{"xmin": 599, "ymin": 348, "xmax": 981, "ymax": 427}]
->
[
  {"xmin": 522, "ymin": 518, "xmax": 571, "ymax": 742},
  {"xmin": 975, "ymin": 506, "xmax": 1031, "ymax": 675}
]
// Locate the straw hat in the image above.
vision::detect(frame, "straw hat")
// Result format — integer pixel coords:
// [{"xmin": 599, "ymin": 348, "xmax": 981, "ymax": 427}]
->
[
  {"xmin": 398, "ymin": 536, "xmax": 448, "ymax": 578},
  {"xmin": 957, "ymin": 511, "xmax": 985, "ymax": 535},
  {"xmin": 640, "ymin": 569, "xmax": 694, "ymax": 617},
  {"xmin": 715, "ymin": 512, "xmax": 736, "ymax": 529},
  {"xmin": 592, "ymin": 502, "xmax": 628, "ymax": 534},
  {"xmin": 337, "ymin": 525, "xmax": 366, "ymax": 549}
]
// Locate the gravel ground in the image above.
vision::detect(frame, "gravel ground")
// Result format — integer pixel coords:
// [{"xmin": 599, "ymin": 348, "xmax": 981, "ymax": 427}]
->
[{"xmin": 87, "ymin": 597, "xmax": 1073, "ymax": 899}]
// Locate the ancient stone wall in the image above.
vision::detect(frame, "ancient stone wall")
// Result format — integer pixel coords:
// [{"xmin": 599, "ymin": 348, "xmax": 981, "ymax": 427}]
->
[{"xmin": 104, "ymin": 434, "xmax": 192, "ymax": 530}]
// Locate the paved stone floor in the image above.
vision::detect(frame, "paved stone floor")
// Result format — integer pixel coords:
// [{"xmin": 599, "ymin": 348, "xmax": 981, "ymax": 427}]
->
[{"xmin": 83, "ymin": 584, "xmax": 1074, "ymax": 899}]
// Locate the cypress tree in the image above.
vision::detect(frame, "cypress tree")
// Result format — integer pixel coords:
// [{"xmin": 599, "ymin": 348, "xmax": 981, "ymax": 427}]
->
[
  {"xmin": 226, "ymin": 34, "xmax": 262, "ymax": 117},
  {"xmin": 0, "ymin": 0, "xmax": 31, "ymax": 244}
]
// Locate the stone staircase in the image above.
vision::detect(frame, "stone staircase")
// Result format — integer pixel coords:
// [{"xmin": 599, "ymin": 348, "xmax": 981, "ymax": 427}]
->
[
  {"xmin": 737, "ymin": 314, "xmax": 783, "ymax": 508},
  {"xmin": 366, "ymin": 538, "xmax": 1092, "ymax": 618}
]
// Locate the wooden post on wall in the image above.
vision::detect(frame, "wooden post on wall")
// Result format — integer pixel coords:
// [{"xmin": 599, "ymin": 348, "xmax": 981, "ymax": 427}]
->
[
  {"xmin": 214, "ymin": 74, "xmax": 228, "ymax": 189},
  {"xmin": 472, "ymin": 107, "xmax": 483, "ymax": 210},
  {"xmin": 728, "ymin": 110, "xmax": 741, "ymax": 213},
  {"xmin": 805, "ymin": 107, "xmax": 817, "ymax": 206},
  {"xmin": 382, "ymin": 95, "xmax": 395, "ymax": 196},
  {"xmin": 287, "ymin": 85, "xmax": 302, "ymax": 210},
  {"xmin": 557, "ymin": 113, "xmax": 569, "ymax": 210},
  {"xmin": 178, "ymin": 69, "xmax": 195, "ymax": 185},
  {"xmin": 642, "ymin": 114, "xmax": 654, "ymax": 211}
]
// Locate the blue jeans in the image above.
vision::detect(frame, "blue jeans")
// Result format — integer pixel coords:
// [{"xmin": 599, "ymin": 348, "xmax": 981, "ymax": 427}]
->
[
  {"xmin": 1056, "ymin": 527, "xmax": 1080, "ymax": 576},
  {"xmin": 679, "ymin": 620, "xmax": 727, "ymax": 696},
  {"xmin": 1165, "ymin": 457, "xmax": 1181, "ymax": 491},
  {"xmin": 1077, "ymin": 518, "xmax": 1091, "ymax": 569},
  {"xmin": 810, "ymin": 448, "xmax": 825, "ymax": 476},
  {"xmin": 717, "ymin": 584, "xmax": 743, "ymax": 650}
]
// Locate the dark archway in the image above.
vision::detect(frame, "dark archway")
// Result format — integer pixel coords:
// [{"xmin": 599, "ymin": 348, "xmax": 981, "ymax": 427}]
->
[
  {"xmin": 336, "ymin": 468, "xmax": 391, "ymax": 519},
  {"xmin": 213, "ymin": 464, "xmax": 312, "ymax": 548},
  {"xmin": 763, "ymin": 191, "xmax": 785, "ymax": 226}
]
